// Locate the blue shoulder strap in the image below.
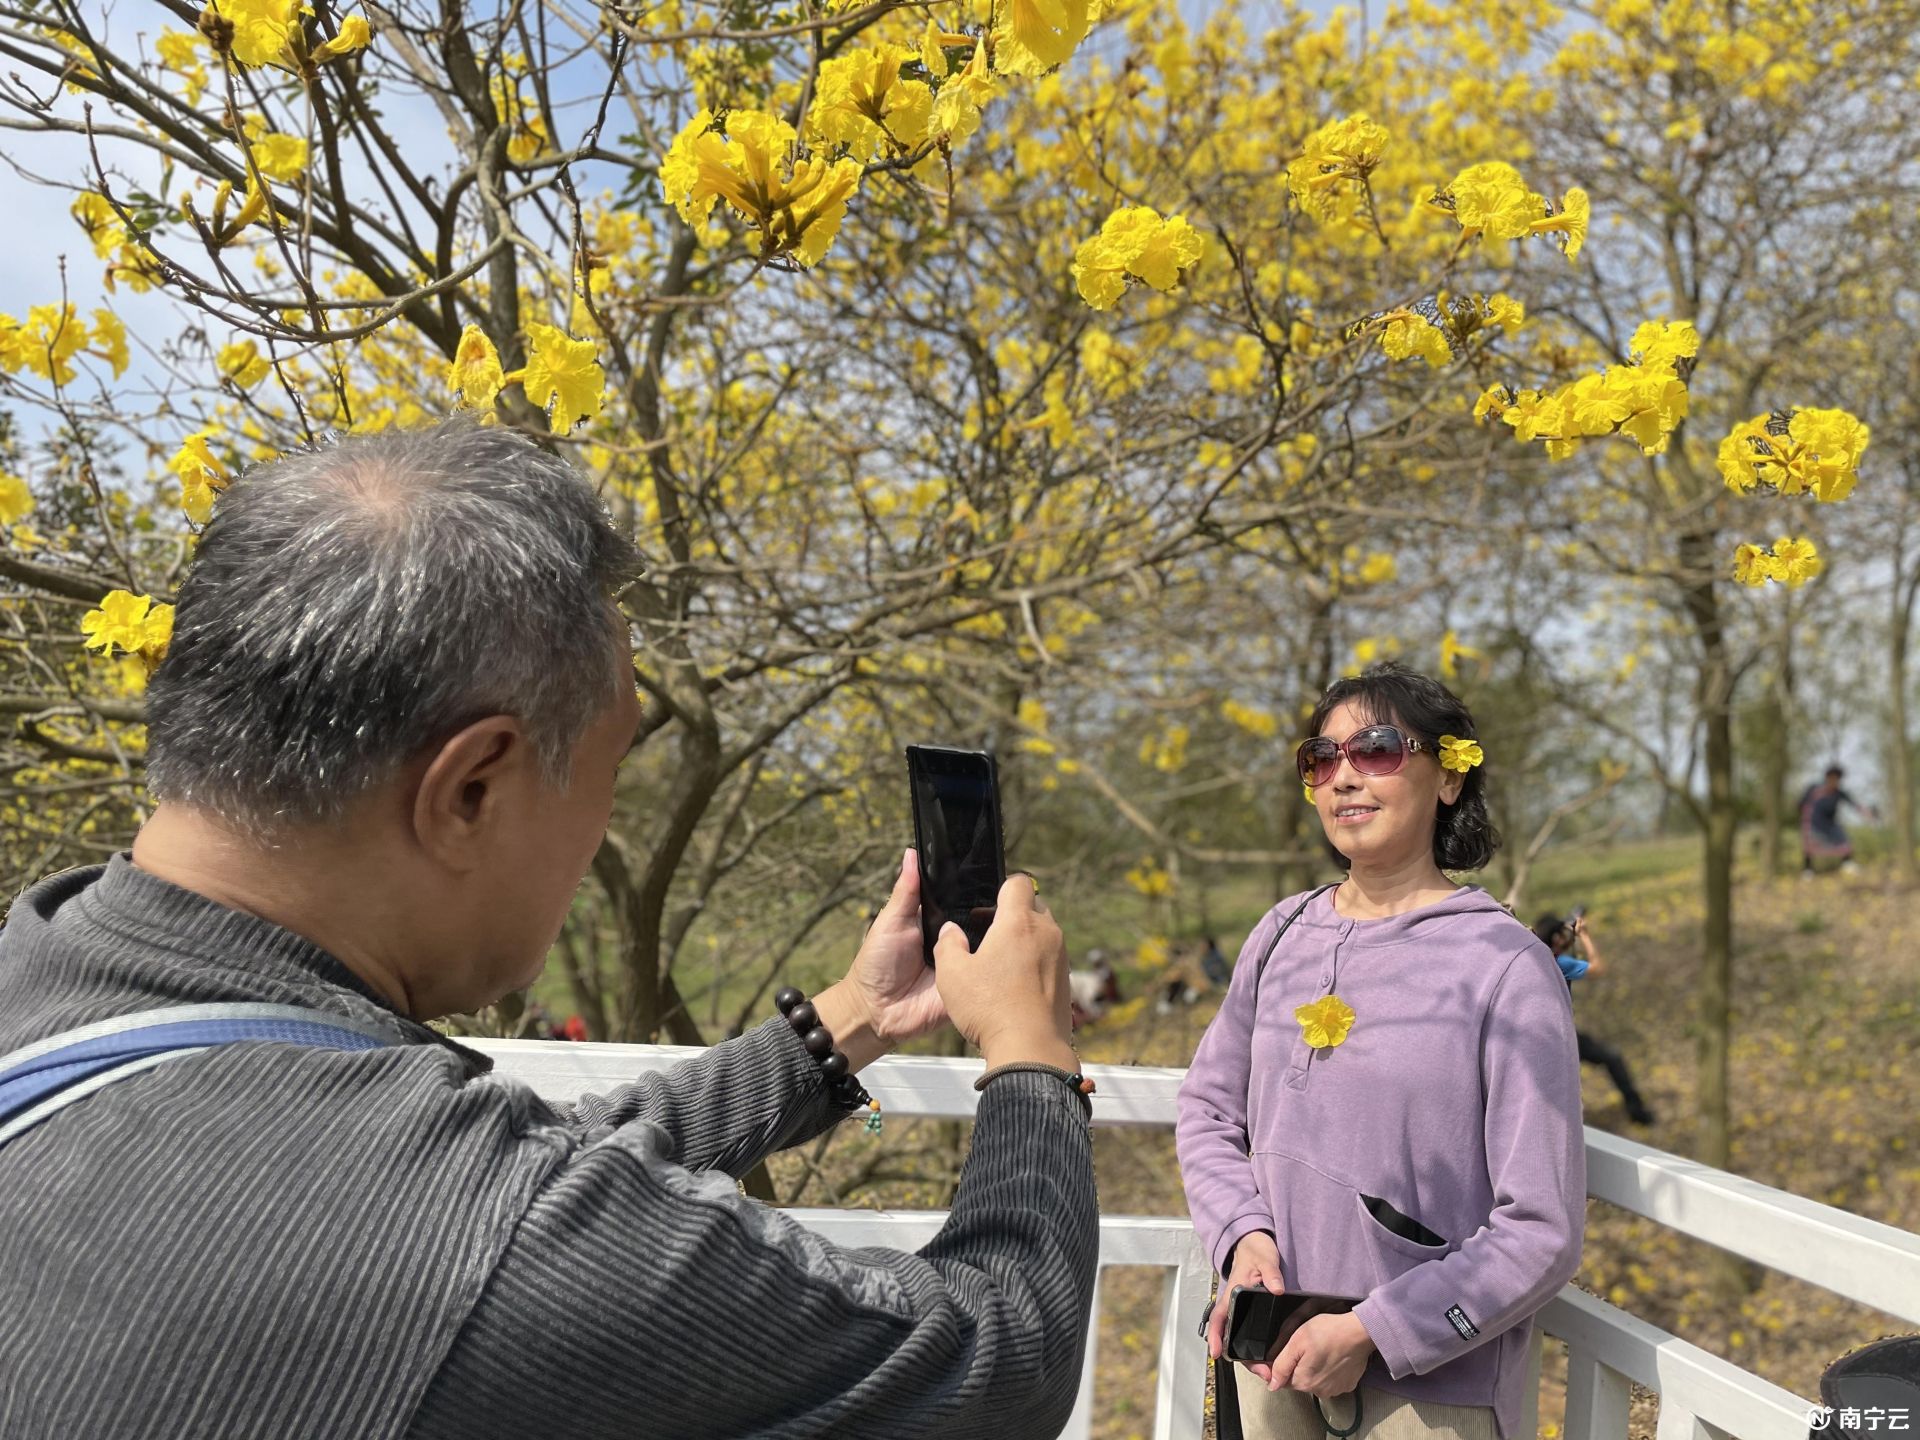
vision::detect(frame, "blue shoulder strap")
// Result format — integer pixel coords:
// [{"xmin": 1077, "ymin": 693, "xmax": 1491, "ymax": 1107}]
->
[{"xmin": 0, "ymin": 1003, "xmax": 397, "ymax": 1150}]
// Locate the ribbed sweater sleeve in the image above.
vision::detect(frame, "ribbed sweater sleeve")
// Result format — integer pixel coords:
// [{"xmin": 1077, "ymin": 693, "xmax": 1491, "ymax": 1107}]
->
[
  {"xmin": 406, "ymin": 1071, "xmax": 1098, "ymax": 1440},
  {"xmin": 549, "ymin": 1017, "xmax": 839, "ymax": 1177}
]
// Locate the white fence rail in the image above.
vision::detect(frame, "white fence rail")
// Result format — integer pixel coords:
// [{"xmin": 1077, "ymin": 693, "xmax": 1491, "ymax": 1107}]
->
[{"xmin": 472, "ymin": 1039, "xmax": 1920, "ymax": 1440}]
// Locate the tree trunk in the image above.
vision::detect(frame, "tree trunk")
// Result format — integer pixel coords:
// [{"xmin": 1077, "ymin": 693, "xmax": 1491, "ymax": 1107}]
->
[
  {"xmin": 1678, "ymin": 532, "xmax": 1735, "ymax": 1177},
  {"xmin": 1892, "ymin": 569, "xmax": 1918, "ymax": 886},
  {"xmin": 1760, "ymin": 624, "xmax": 1795, "ymax": 879}
]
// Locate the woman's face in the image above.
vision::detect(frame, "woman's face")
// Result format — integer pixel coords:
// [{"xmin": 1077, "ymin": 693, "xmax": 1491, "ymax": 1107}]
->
[{"xmin": 1310, "ymin": 699, "xmax": 1465, "ymax": 873}]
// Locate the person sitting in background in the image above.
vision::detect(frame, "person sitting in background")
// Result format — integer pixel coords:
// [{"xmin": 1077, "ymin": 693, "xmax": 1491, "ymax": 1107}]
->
[
  {"xmin": 1799, "ymin": 765, "xmax": 1878, "ymax": 878},
  {"xmin": 1531, "ymin": 912, "xmax": 1656, "ymax": 1127},
  {"xmin": 1069, "ymin": 948, "xmax": 1121, "ymax": 1026},
  {"xmin": 0, "ymin": 422, "xmax": 1097, "ymax": 1440},
  {"xmin": 1199, "ymin": 935, "xmax": 1232, "ymax": 989},
  {"xmin": 1179, "ymin": 662, "xmax": 1584, "ymax": 1440}
]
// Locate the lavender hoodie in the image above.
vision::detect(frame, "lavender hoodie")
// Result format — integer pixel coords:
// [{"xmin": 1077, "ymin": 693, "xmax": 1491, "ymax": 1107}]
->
[{"xmin": 1176, "ymin": 886, "xmax": 1585, "ymax": 1440}]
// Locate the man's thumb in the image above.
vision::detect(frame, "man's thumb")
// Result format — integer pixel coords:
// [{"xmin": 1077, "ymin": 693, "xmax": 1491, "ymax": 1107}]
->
[
  {"xmin": 886, "ymin": 847, "xmax": 919, "ymax": 915},
  {"xmin": 934, "ymin": 920, "xmax": 970, "ymax": 961}
]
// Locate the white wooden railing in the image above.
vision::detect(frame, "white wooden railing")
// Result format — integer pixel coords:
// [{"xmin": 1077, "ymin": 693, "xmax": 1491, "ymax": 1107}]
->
[{"xmin": 472, "ymin": 1040, "xmax": 1920, "ymax": 1440}]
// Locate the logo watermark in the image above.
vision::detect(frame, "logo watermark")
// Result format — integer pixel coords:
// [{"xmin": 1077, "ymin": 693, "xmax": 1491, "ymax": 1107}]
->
[{"xmin": 1807, "ymin": 1407, "xmax": 1913, "ymax": 1432}]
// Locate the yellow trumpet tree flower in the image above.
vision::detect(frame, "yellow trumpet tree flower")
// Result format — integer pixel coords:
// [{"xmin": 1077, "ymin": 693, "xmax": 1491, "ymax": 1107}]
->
[
  {"xmin": 1071, "ymin": 207, "xmax": 1205, "ymax": 310},
  {"xmin": 662, "ymin": 109, "xmax": 862, "ymax": 267}
]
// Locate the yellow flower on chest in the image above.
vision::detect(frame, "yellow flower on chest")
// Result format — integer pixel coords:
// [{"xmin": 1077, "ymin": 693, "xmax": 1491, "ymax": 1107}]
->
[{"xmin": 1294, "ymin": 994, "xmax": 1357, "ymax": 1050}]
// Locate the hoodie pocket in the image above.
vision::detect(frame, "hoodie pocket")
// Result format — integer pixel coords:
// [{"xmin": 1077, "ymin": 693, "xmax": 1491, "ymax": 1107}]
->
[{"xmin": 1355, "ymin": 1189, "xmax": 1451, "ymax": 1265}]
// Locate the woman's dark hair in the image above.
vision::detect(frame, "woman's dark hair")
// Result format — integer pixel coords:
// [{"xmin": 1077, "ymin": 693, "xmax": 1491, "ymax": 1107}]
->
[{"xmin": 1306, "ymin": 661, "xmax": 1500, "ymax": 873}]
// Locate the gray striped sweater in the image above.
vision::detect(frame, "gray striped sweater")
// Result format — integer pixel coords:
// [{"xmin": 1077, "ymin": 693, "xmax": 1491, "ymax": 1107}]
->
[{"xmin": 0, "ymin": 857, "xmax": 1098, "ymax": 1438}]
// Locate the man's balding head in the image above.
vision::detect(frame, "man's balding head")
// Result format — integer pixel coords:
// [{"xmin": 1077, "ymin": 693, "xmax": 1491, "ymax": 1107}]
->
[{"xmin": 146, "ymin": 421, "xmax": 640, "ymax": 834}]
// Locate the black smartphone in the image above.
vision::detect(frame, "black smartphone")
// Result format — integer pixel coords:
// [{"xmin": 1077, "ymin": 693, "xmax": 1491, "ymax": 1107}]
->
[
  {"xmin": 1225, "ymin": 1285, "xmax": 1362, "ymax": 1365},
  {"xmin": 905, "ymin": 745, "xmax": 1007, "ymax": 967}
]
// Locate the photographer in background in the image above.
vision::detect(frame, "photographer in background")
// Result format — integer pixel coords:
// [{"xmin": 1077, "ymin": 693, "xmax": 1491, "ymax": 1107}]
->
[{"xmin": 1532, "ymin": 910, "xmax": 1657, "ymax": 1127}]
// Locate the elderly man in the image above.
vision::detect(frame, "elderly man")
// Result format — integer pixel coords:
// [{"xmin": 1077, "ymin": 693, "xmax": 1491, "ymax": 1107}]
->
[{"xmin": 0, "ymin": 424, "xmax": 1096, "ymax": 1438}]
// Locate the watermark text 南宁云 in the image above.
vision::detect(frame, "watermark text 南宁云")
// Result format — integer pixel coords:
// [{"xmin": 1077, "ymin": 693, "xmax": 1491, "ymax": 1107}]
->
[{"xmin": 1808, "ymin": 1407, "xmax": 1913, "ymax": 1431}]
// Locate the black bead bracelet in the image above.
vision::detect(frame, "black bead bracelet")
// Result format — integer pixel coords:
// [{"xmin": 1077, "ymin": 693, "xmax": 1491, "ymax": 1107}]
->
[{"xmin": 775, "ymin": 987, "xmax": 882, "ymax": 1134}]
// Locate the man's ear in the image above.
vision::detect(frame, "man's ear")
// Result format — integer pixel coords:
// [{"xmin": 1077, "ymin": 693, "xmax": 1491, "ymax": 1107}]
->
[{"xmin": 412, "ymin": 715, "xmax": 530, "ymax": 868}]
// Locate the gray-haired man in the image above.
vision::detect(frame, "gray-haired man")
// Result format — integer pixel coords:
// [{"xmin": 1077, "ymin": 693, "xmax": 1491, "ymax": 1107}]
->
[{"xmin": 0, "ymin": 423, "xmax": 1095, "ymax": 1438}]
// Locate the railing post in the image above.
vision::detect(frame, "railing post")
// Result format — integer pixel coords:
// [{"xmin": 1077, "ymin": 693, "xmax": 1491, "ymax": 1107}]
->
[
  {"xmin": 1154, "ymin": 1233, "xmax": 1214, "ymax": 1440},
  {"xmin": 1563, "ymin": 1350, "xmax": 1633, "ymax": 1440},
  {"xmin": 1654, "ymin": 1405, "xmax": 1731, "ymax": 1440},
  {"xmin": 1520, "ymin": 1326, "xmax": 1544, "ymax": 1439}
]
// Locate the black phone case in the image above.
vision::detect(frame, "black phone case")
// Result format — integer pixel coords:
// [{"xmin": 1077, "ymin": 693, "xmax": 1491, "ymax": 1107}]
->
[
  {"xmin": 1225, "ymin": 1286, "xmax": 1362, "ymax": 1365},
  {"xmin": 905, "ymin": 745, "xmax": 1006, "ymax": 967}
]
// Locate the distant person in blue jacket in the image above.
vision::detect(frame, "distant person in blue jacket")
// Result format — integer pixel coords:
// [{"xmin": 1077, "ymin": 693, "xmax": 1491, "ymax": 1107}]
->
[{"xmin": 1533, "ymin": 911, "xmax": 1656, "ymax": 1127}]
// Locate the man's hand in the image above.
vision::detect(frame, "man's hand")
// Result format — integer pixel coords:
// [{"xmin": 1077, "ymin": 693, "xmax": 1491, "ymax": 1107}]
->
[
  {"xmin": 934, "ymin": 873, "xmax": 1075, "ymax": 1073},
  {"xmin": 1267, "ymin": 1312, "xmax": 1375, "ymax": 1398},
  {"xmin": 814, "ymin": 850, "xmax": 947, "ymax": 1072},
  {"xmin": 1206, "ymin": 1231, "xmax": 1287, "ymax": 1383}
]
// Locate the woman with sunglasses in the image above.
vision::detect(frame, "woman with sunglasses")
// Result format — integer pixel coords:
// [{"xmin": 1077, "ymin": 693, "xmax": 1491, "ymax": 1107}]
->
[{"xmin": 1177, "ymin": 663, "xmax": 1585, "ymax": 1440}]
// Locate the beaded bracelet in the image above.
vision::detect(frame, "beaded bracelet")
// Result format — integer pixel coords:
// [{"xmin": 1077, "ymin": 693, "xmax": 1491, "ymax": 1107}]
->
[
  {"xmin": 973, "ymin": 1061, "xmax": 1097, "ymax": 1117},
  {"xmin": 775, "ymin": 987, "xmax": 883, "ymax": 1135}
]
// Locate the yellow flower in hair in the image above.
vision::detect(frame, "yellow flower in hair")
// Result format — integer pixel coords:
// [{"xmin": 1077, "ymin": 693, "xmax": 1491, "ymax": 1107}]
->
[
  {"xmin": 1295, "ymin": 994, "xmax": 1356, "ymax": 1050},
  {"xmin": 1438, "ymin": 734, "xmax": 1484, "ymax": 773}
]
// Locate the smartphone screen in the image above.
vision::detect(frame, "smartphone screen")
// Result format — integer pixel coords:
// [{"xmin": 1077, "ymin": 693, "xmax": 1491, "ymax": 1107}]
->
[{"xmin": 905, "ymin": 745, "xmax": 1006, "ymax": 966}]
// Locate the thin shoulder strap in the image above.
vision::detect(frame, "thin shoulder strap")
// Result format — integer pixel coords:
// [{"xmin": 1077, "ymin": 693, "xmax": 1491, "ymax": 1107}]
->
[
  {"xmin": 0, "ymin": 1003, "xmax": 398, "ymax": 1150},
  {"xmin": 1250, "ymin": 883, "xmax": 1338, "ymax": 1010}
]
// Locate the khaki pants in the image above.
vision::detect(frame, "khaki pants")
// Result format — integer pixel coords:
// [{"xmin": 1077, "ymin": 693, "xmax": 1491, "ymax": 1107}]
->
[{"xmin": 1231, "ymin": 1370, "xmax": 1500, "ymax": 1440}]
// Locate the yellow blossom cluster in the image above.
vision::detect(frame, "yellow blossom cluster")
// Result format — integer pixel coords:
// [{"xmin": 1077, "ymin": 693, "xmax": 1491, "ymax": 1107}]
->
[
  {"xmin": 0, "ymin": 473, "xmax": 34, "ymax": 526},
  {"xmin": 1733, "ymin": 537, "xmax": 1822, "ymax": 588},
  {"xmin": 1429, "ymin": 161, "xmax": 1589, "ymax": 262},
  {"xmin": 81, "ymin": 590, "xmax": 175, "ymax": 672},
  {"xmin": 181, "ymin": 172, "xmax": 281, "ymax": 248},
  {"xmin": 1071, "ymin": 207, "xmax": 1205, "ymax": 310},
  {"xmin": 1439, "ymin": 630, "xmax": 1485, "ymax": 681},
  {"xmin": 195, "ymin": 0, "xmax": 370, "ymax": 73},
  {"xmin": 994, "ymin": 0, "xmax": 1092, "ymax": 76},
  {"xmin": 1717, "ymin": 407, "xmax": 1868, "ymax": 503},
  {"xmin": 1221, "ymin": 698, "xmax": 1279, "ymax": 739},
  {"xmin": 1475, "ymin": 319, "xmax": 1697, "ymax": 459},
  {"xmin": 155, "ymin": 29, "xmax": 210, "ymax": 103},
  {"xmin": 445, "ymin": 323, "xmax": 606, "ymax": 433},
  {"xmin": 169, "ymin": 427, "xmax": 232, "ymax": 523},
  {"xmin": 1138, "ymin": 723, "xmax": 1190, "ymax": 773},
  {"xmin": 0, "ymin": 304, "xmax": 129, "ymax": 385},
  {"xmin": 662, "ymin": 110, "xmax": 862, "ymax": 268},
  {"xmin": 69, "ymin": 194, "xmax": 164, "ymax": 294},
  {"xmin": 1124, "ymin": 859, "xmax": 1176, "ymax": 897},
  {"xmin": 808, "ymin": 45, "xmax": 932, "ymax": 162},
  {"xmin": 491, "ymin": 59, "xmax": 550, "ymax": 166},
  {"xmin": 1352, "ymin": 292, "xmax": 1524, "ymax": 370},
  {"xmin": 1286, "ymin": 113, "xmax": 1391, "ymax": 223},
  {"xmin": 219, "ymin": 340, "xmax": 272, "ymax": 389}
]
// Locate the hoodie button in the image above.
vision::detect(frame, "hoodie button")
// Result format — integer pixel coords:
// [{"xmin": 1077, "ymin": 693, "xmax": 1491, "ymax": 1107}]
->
[{"xmin": 1320, "ymin": 972, "xmax": 1331, "ymax": 986}]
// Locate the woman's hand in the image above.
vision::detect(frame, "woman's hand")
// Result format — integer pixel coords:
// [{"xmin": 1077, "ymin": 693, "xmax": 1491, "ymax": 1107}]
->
[
  {"xmin": 1206, "ymin": 1231, "xmax": 1288, "ymax": 1382},
  {"xmin": 1267, "ymin": 1312, "xmax": 1376, "ymax": 1397},
  {"xmin": 813, "ymin": 850, "xmax": 948, "ymax": 1071}
]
